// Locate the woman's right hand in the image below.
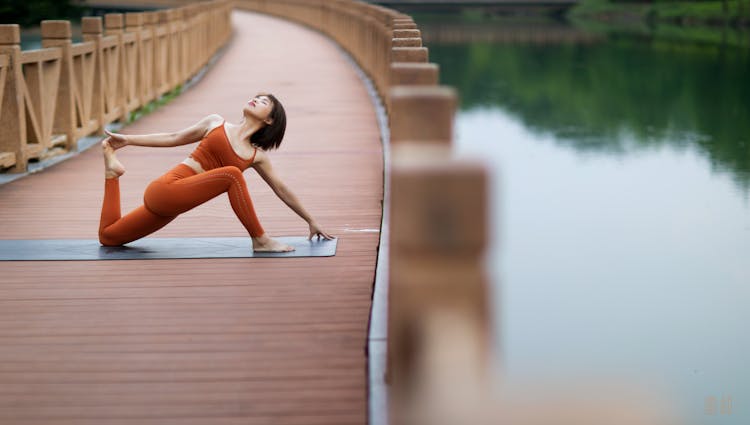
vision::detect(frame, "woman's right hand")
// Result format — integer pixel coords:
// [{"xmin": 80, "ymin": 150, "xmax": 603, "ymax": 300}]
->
[
  {"xmin": 308, "ymin": 221, "xmax": 335, "ymax": 241},
  {"xmin": 104, "ymin": 129, "xmax": 129, "ymax": 150}
]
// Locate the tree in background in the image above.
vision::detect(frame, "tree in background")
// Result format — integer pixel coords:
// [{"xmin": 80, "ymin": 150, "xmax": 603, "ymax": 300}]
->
[{"xmin": 0, "ymin": 0, "xmax": 84, "ymax": 27}]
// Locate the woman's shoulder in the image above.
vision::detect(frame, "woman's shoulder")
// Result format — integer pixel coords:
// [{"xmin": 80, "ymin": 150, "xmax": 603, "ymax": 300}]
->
[
  {"xmin": 203, "ymin": 114, "xmax": 225, "ymax": 132},
  {"xmin": 250, "ymin": 145, "xmax": 269, "ymax": 166}
]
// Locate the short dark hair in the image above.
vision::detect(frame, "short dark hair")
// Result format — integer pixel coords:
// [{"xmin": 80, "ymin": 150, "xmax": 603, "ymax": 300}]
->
[{"xmin": 250, "ymin": 93, "xmax": 286, "ymax": 150}]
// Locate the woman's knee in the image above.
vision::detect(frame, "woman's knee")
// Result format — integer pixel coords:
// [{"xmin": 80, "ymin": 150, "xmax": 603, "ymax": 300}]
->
[
  {"xmin": 98, "ymin": 230, "xmax": 124, "ymax": 247},
  {"xmin": 143, "ymin": 180, "xmax": 177, "ymax": 217},
  {"xmin": 218, "ymin": 166, "xmax": 244, "ymax": 181},
  {"xmin": 209, "ymin": 165, "xmax": 243, "ymax": 180}
]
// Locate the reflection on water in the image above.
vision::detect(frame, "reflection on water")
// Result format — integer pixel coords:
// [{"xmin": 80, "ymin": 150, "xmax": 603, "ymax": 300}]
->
[
  {"xmin": 414, "ymin": 13, "xmax": 750, "ymax": 425},
  {"xmin": 428, "ymin": 28, "xmax": 750, "ymax": 191}
]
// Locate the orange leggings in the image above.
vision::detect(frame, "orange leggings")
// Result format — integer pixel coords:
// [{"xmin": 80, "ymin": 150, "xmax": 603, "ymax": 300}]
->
[{"xmin": 99, "ymin": 164, "xmax": 264, "ymax": 246}]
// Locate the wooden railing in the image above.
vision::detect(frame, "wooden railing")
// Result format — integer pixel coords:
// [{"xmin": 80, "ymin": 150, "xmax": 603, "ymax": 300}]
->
[{"xmin": 0, "ymin": 0, "xmax": 232, "ymax": 173}]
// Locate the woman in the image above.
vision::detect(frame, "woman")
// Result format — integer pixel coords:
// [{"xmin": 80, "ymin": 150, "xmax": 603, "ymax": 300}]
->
[{"xmin": 99, "ymin": 93, "xmax": 333, "ymax": 252}]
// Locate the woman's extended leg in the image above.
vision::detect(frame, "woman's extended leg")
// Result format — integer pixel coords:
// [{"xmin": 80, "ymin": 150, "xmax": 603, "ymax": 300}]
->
[
  {"xmin": 144, "ymin": 165, "xmax": 292, "ymax": 252},
  {"xmin": 98, "ymin": 141, "xmax": 175, "ymax": 246},
  {"xmin": 144, "ymin": 165, "xmax": 264, "ymax": 236}
]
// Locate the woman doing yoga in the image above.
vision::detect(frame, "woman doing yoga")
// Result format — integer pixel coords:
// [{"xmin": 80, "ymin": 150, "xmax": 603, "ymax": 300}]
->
[{"xmin": 99, "ymin": 93, "xmax": 333, "ymax": 252}]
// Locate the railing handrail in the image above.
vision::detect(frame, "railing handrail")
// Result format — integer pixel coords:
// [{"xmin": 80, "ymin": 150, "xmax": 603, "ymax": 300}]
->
[{"xmin": 0, "ymin": 0, "xmax": 233, "ymax": 174}]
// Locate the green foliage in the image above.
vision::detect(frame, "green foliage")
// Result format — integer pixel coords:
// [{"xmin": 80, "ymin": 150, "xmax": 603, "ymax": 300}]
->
[
  {"xmin": 650, "ymin": 0, "xmax": 749, "ymax": 23},
  {"xmin": 569, "ymin": 0, "xmax": 651, "ymax": 21},
  {"xmin": 570, "ymin": 0, "xmax": 750, "ymax": 25},
  {"xmin": 0, "ymin": 0, "xmax": 84, "ymax": 27}
]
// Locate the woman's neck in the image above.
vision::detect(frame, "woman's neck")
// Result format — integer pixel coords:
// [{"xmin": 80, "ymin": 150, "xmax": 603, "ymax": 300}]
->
[{"xmin": 232, "ymin": 117, "xmax": 265, "ymax": 144}]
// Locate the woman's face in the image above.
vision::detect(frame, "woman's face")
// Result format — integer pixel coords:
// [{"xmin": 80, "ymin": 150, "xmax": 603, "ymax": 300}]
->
[{"xmin": 244, "ymin": 94, "xmax": 274, "ymax": 125}]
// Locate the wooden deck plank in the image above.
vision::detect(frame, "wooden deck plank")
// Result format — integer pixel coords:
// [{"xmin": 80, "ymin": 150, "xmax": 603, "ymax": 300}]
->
[{"xmin": 0, "ymin": 10, "xmax": 381, "ymax": 423}]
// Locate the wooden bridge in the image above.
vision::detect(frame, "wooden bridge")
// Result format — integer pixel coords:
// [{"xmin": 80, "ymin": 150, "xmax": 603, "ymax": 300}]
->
[
  {"xmin": 0, "ymin": 0, "xmax": 489, "ymax": 423},
  {"xmin": 0, "ymin": 1, "xmax": 669, "ymax": 424}
]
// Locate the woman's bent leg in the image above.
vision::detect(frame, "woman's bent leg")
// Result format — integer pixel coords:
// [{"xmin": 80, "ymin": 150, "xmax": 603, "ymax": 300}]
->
[
  {"xmin": 99, "ymin": 178, "xmax": 122, "ymax": 232},
  {"xmin": 144, "ymin": 165, "xmax": 265, "ymax": 237},
  {"xmin": 98, "ymin": 177, "xmax": 175, "ymax": 246}
]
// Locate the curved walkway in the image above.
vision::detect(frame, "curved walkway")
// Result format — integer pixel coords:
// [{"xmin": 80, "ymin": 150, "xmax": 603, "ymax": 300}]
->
[{"xmin": 0, "ymin": 10, "xmax": 382, "ymax": 424}]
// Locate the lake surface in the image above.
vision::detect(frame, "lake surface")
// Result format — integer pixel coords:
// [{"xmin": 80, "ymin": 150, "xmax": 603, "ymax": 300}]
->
[{"xmin": 413, "ymin": 13, "xmax": 749, "ymax": 424}]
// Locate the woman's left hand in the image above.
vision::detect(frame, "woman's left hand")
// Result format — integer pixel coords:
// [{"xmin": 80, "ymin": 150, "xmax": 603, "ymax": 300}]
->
[
  {"xmin": 104, "ymin": 129, "xmax": 129, "ymax": 150},
  {"xmin": 308, "ymin": 221, "xmax": 334, "ymax": 241}
]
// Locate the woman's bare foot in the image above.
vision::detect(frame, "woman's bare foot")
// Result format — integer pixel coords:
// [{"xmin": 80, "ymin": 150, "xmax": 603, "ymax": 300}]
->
[
  {"xmin": 102, "ymin": 139, "xmax": 125, "ymax": 179},
  {"xmin": 252, "ymin": 234, "xmax": 295, "ymax": 253}
]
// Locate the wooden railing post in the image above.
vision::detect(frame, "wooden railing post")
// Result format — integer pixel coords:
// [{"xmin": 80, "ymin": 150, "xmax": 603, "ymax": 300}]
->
[
  {"xmin": 391, "ymin": 46, "xmax": 428, "ymax": 63},
  {"xmin": 82, "ymin": 17, "xmax": 105, "ymax": 135},
  {"xmin": 124, "ymin": 12, "xmax": 144, "ymax": 118},
  {"xmin": 394, "ymin": 22, "xmax": 417, "ymax": 30},
  {"xmin": 167, "ymin": 9, "xmax": 180, "ymax": 89},
  {"xmin": 200, "ymin": 4, "xmax": 209, "ymax": 66},
  {"xmin": 193, "ymin": 6, "xmax": 203, "ymax": 74},
  {"xmin": 393, "ymin": 29, "xmax": 421, "ymax": 39},
  {"xmin": 387, "ymin": 85, "xmax": 490, "ymax": 425},
  {"xmin": 388, "ymin": 157, "xmax": 489, "ymax": 376},
  {"xmin": 41, "ymin": 20, "xmax": 76, "ymax": 151},
  {"xmin": 142, "ymin": 11, "xmax": 158, "ymax": 104},
  {"xmin": 387, "ymin": 63, "xmax": 439, "ymax": 115},
  {"xmin": 392, "ymin": 37, "xmax": 421, "ymax": 48},
  {"xmin": 389, "ymin": 86, "xmax": 456, "ymax": 147},
  {"xmin": 174, "ymin": 7, "xmax": 188, "ymax": 84},
  {"xmin": 182, "ymin": 6, "xmax": 195, "ymax": 78},
  {"xmin": 105, "ymin": 13, "xmax": 127, "ymax": 123},
  {"xmin": 390, "ymin": 63, "xmax": 439, "ymax": 87},
  {"xmin": 0, "ymin": 24, "xmax": 25, "ymax": 171},
  {"xmin": 155, "ymin": 10, "xmax": 169, "ymax": 96}
]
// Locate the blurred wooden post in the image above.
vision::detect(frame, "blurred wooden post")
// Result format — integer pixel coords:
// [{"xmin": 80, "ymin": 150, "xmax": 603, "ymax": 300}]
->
[
  {"xmin": 393, "ymin": 37, "xmax": 421, "ymax": 47},
  {"xmin": 155, "ymin": 10, "xmax": 169, "ymax": 96},
  {"xmin": 167, "ymin": 9, "xmax": 180, "ymax": 88},
  {"xmin": 125, "ymin": 12, "xmax": 144, "ymax": 117},
  {"xmin": 394, "ymin": 22, "xmax": 418, "ymax": 30},
  {"xmin": 387, "ymin": 83, "xmax": 490, "ymax": 402},
  {"xmin": 387, "ymin": 63, "xmax": 439, "ymax": 115},
  {"xmin": 391, "ymin": 47, "xmax": 428, "ymax": 63},
  {"xmin": 393, "ymin": 29, "xmax": 421, "ymax": 39},
  {"xmin": 104, "ymin": 13, "xmax": 127, "ymax": 123},
  {"xmin": 82, "ymin": 17, "xmax": 105, "ymax": 135},
  {"xmin": 196, "ymin": 5, "xmax": 207, "ymax": 70},
  {"xmin": 143, "ymin": 11, "xmax": 158, "ymax": 103},
  {"xmin": 41, "ymin": 20, "xmax": 76, "ymax": 151},
  {"xmin": 0, "ymin": 24, "xmax": 25, "ymax": 171},
  {"xmin": 389, "ymin": 86, "xmax": 455, "ymax": 147},
  {"xmin": 390, "ymin": 63, "xmax": 438, "ymax": 87},
  {"xmin": 390, "ymin": 62, "xmax": 440, "ymax": 86},
  {"xmin": 183, "ymin": 6, "xmax": 195, "ymax": 78},
  {"xmin": 388, "ymin": 159, "xmax": 489, "ymax": 425},
  {"xmin": 175, "ymin": 7, "xmax": 188, "ymax": 84}
]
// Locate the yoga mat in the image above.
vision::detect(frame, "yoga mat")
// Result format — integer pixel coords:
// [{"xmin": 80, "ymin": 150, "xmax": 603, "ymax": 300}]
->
[{"xmin": 0, "ymin": 237, "xmax": 337, "ymax": 261}]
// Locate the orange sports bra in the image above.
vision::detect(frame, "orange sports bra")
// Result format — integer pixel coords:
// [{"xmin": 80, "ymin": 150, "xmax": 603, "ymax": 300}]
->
[{"xmin": 189, "ymin": 121, "xmax": 257, "ymax": 171}]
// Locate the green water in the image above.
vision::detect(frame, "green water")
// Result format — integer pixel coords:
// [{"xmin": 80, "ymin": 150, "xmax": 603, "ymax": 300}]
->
[{"xmin": 417, "ymin": 15, "xmax": 749, "ymax": 424}]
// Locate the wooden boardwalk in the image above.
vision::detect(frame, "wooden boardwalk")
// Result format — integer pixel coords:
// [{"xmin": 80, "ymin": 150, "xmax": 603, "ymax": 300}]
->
[{"xmin": 0, "ymin": 10, "xmax": 382, "ymax": 424}]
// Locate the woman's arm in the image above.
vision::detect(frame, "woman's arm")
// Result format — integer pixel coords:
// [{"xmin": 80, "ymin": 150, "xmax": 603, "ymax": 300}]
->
[
  {"xmin": 104, "ymin": 114, "xmax": 222, "ymax": 149},
  {"xmin": 253, "ymin": 152, "xmax": 334, "ymax": 240}
]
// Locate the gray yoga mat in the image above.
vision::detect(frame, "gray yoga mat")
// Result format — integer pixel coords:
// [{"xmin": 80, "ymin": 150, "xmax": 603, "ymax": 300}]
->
[{"xmin": 0, "ymin": 237, "xmax": 337, "ymax": 261}]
